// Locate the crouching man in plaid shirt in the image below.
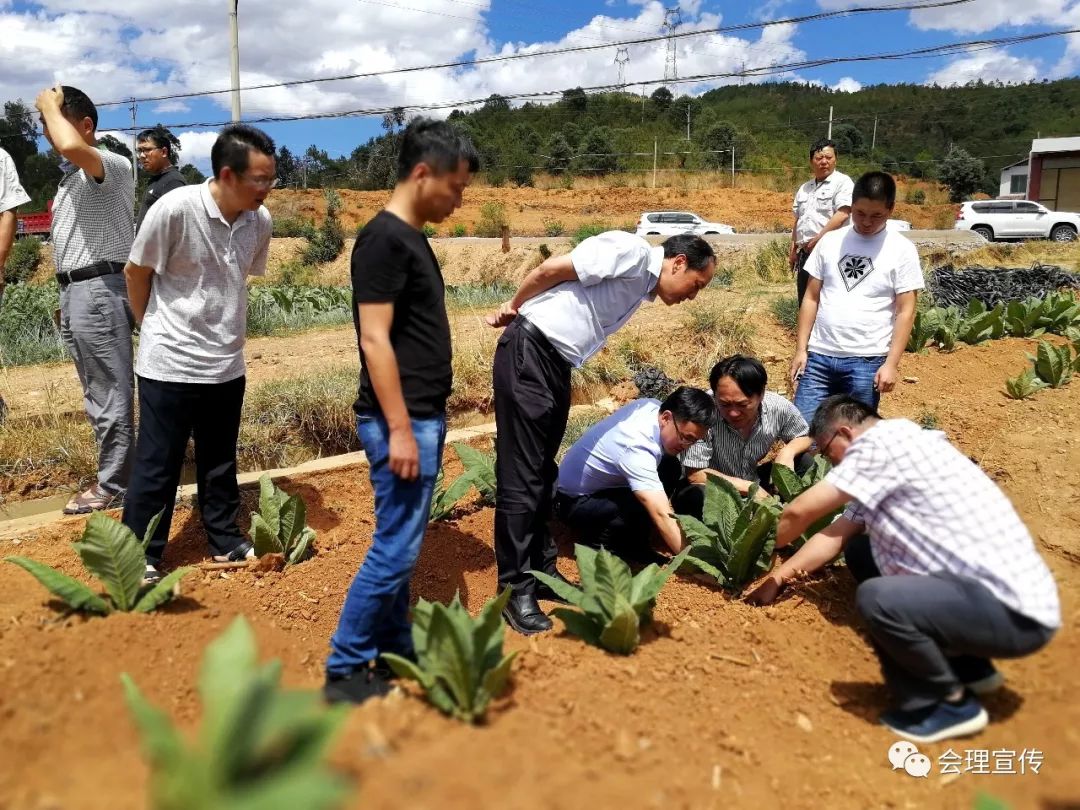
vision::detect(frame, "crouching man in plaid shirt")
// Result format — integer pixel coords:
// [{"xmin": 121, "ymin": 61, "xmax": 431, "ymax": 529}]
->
[{"xmin": 749, "ymin": 395, "xmax": 1060, "ymax": 744}]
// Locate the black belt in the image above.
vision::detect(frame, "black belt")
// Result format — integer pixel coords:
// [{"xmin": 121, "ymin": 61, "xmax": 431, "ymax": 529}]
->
[
  {"xmin": 514, "ymin": 317, "xmax": 570, "ymax": 368},
  {"xmin": 56, "ymin": 260, "xmax": 125, "ymax": 287}
]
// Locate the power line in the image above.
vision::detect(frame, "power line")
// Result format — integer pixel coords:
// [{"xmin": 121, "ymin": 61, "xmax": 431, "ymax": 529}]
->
[
  {"xmin": 95, "ymin": 0, "xmax": 981, "ymax": 108},
  {"xmin": 97, "ymin": 26, "xmax": 1080, "ymax": 133}
]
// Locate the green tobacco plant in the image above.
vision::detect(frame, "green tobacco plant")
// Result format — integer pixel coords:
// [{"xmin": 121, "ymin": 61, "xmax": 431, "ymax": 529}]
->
[
  {"xmin": 1004, "ymin": 368, "xmax": 1048, "ymax": 400},
  {"xmin": 1033, "ymin": 292, "xmax": 1080, "ymax": 334},
  {"xmin": 452, "ymin": 442, "xmax": 497, "ymax": 506},
  {"xmin": 382, "ymin": 590, "xmax": 517, "ymax": 723},
  {"xmin": 1027, "ymin": 340, "xmax": 1073, "ymax": 388},
  {"xmin": 957, "ymin": 301, "xmax": 1005, "ymax": 345},
  {"xmin": 250, "ymin": 474, "xmax": 316, "ymax": 565},
  {"xmin": 906, "ymin": 308, "xmax": 940, "ymax": 354},
  {"xmin": 429, "ymin": 468, "xmax": 474, "ymax": 522},
  {"xmin": 5, "ymin": 511, "xmax": 192, "ymax": 615},
  {"xmin": 675, "ymin": 477, "xmax": 778, "ymax": 592},
  {"xmin": 122, "ymin": 617, "xmax": 350, "ymax": 810},
  {"xmin": 1004, "ymin": 297, "xmax": 1047, "ymax": 337},
  {"xmin": 532, "ymin": 544, "xmax": 691, "ymax": 656},
  {"xmin": 771, "ymin": 457, "xmax": 844, "ymax": 547}
]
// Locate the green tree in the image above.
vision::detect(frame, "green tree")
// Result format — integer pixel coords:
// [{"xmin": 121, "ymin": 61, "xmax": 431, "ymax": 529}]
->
[
  {"xmin": 562, "ymin": 87, "xmax": 588, "ymax": 113},
  {"xmin": 99, "ymin": 134, "xmax": 132, "ymax": 159},
  {"xmin": 483, "ymin": 94, "xmax": 510, "ymax": 113},
  {"xmin": 831, "ymin": 122, "xmax": 866, "ymax": 157},
  {"xmin": 276, "ymin": 145, "xmax": 298, "ymax": 187},
  {"xmin": 702, "ymin": 121, "xmax": 737, "ymax": 167},
  {"xmin": 939, "ymin": 145, "xmax": 986, "ymax": 202},
  {"xmin": 21, "ymin": 152, "xmax": 61, "ymax": 210},
  {"xmin": 650, "ymin": 86, "xmax": 673, "ymax": 112},
  {"xmin": 575, "ymin": 127, "xmax": 619, "ymax": 176},
  {"xmin": 562, "ymin": 123, "xmax": 583, "ymax": 148},
  {"xmin": 179, "ymin": 164, "xmax": 205, "ymax": 184},
  {"xmin": 544, "ymin": 133, "xmax": 573, "ymax": 174},
  {"xmin": 0, "ymin": 100, "xmax": 37, "ymax": 177}
]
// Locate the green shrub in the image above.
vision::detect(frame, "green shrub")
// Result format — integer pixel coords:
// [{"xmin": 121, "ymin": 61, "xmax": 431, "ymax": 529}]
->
[
  {"xmin": 422, "ymin": 224, "xmax": 437, "ymax": 238},
  {"xmin": 0, "ymin": 281, "xmax": 66, "ymax": 366},
  {"xmin": 5, "ymin": 511, "xmax": 193, "ymax": 615},
  {"xmin": 271, "ymin": 217, "xmax": 316, "ymax": 239},
  {"xmin": 250, "ymin": 474, "xmax": 316, "ymax": 565},
  {"xmin": 383, "ymin": 590, "xmax": 517, "ymax": 723},
  {"xmin": 444, "ymin": 282, "xmax": 516, "ymax": 311},
  {"xmin": 751, "ymin": 239, "xmax": 791, "ymax": 283},
  {"xmin": 543, "ymin": 219, "xmax": 565, "ymax": 237},
  {"xmin": 451, "ymin": 223, "xmax": 467, "ymax": 237},
  {"xmin": 246, "ymin": 285, "xmax": 351, "ymax": 336},
  {"xmin": 3, "ymin": 236, "xmax": 42, "ymax": 284},
  {"xmin": 905, "ymin": 188, "xmax": 927, "ymax": 205},
  {"xmin": 474, "ymin": 203, "xmax": 508, "ymax": 238},
  {"xmin": 301, "ymin": 190, "xmax": 345, "ymax": 265},
  {"xmin": 122, "ymin": 617, "xmax": 351, "ymax": 810},
  {"xmin": 538, "ymin": 243, "xmax": 551, "ymax": 260},
  {"xmin": 571, "ymin": 223, "xmax": 609, "ymax": 246}
]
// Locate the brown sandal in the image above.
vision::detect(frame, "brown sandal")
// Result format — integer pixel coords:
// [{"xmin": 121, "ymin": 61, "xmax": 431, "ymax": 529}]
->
[{"xmin": 63, "ymin": 486, "xmax": 119, "ymax": 515}]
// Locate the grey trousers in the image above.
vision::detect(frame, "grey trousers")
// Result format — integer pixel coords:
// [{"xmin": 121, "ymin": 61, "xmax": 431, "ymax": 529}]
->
[
  {"xmin": 854, "ymin": 565, "xmax": 1056, "ymax": 711},
  {"xmin": 59, "ymin": 273, "xmax": 135, "ymax": 496}
]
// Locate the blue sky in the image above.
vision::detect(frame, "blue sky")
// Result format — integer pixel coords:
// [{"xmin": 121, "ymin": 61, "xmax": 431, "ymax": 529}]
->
[{"xmin": 0, "ymin": 0, "xmax": 1076, "ymax": 170}]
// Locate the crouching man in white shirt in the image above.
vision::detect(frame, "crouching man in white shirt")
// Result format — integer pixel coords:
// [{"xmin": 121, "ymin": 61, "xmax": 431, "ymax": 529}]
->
[{"xmin": 749, "ymin": 395, "xmax": 1060, "ymax": 744}]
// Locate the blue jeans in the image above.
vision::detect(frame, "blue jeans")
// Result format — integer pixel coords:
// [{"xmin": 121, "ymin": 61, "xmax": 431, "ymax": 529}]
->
[
  {"xmin": 794, "ymin": 351, "xmax": 885, "ymax": 425},
  {"xmin": 326, "ymin": 411, "xmax": 446, "ymax": 676}
]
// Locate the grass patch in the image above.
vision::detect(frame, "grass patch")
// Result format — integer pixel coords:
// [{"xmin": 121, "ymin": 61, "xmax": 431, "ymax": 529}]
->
[
  {"xmin": 246, "ymin": 285, "xmax": 352, "ymax": 336},
  {"xmin": 679, "ymin": 301, "xmax": 756, "ymax": 381},
  {"xmin": 475, "ymin": 203, "xmax": 508, "ymax": 238},
  {"xmin": 0, "ymin": 398, "xmax": 97, "ymax": 494},
  {"xmin": 445, "ymin": 282, "xmax": 515, "ymax": 311},
  {"xmin": 571, "ymin": 223, "xmax": 610, "ymax": 246},
  {"xmin": 3, "ymin": 237, "xmax": 43, "ymax": 284},
  {"xmin": 770, "ymin": 295, "xmax": 800, "ymax": 332},
  {"xmin": 0, "ymin": 282, "xmax": 66, "ymax": 367},
  {"xmin": 734, "ymin": 239, "xmax": 791, "ymax": 284}
]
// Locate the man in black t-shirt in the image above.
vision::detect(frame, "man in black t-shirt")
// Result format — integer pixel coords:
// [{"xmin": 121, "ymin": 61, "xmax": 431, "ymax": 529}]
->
[
  {"xmin": 325, "ymin": 119, "xmax": 478, "ymax": 706},
  {"xmin": 136, "ymin": 126, "xmax": 186, "ymax": 231}
]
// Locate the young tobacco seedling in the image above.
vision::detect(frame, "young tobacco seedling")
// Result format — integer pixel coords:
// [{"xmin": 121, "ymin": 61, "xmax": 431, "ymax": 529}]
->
[
  {"xmin": 906, "ymin": 308, "xmax": 940, "ymax": 354},
  {"xmin": 1027, "ymin": 340, "xmax": 1073, "ymax": 389},
  {"xmin": 452, "ymin": 442, "xmax": 497, "ymax": 506},
  {"xmin": 250, "ymin": 474, "xmax": 316, "ymax": 565},
  {"xmin": 770, "ymin": 457, "xmax": 844, "ymax": 548},
  {"xmin": 429, "ymin": 468, "xmax": 475, "ymax": 522},
  {"xmin": 382, "ymin": 589, "xmax": 517, "ymax": 723},
  {"xmin": 675, "ymin": 476, "xmax": 779, "ymax": 592},
  {"xmin": 5, "ymin": 510, "xmax": 192, "ymax": 615},
  {"xmin": 1004, "ymin": 368, "xmax": 1049, "ymax": 400},
  {"xmin": 122, "ymin": 617, "xmax": 351, "ymax": 810},
  {"xmin": 533, "ymin": 544, "xmax": 691, "ymax": 656}
]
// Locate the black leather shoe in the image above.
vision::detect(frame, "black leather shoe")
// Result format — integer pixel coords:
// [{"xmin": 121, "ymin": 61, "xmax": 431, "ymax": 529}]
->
[
  {"xmin": 535, "ymin": 569, "xmax": 576, "ymax": 605},
  {"xmin": 502, "ymin": 592, "xmax": 553, "ymax": 635}
]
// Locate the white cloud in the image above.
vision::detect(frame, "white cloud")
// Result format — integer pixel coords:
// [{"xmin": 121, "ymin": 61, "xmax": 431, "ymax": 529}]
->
[
  {"xmin": 831, "ymin": 76, "xmax": 862, "ymax": 92},
  {"xmin": 177, "ymin": 131, "xmax": 219, "ymax": 169},
  {"xmin": 925, "ymin": 49, "xmax": 1040, "ymax": 86},
  {"xmin": 817, "ymin": 0, "xmax": 1070, "ymax": 34}
]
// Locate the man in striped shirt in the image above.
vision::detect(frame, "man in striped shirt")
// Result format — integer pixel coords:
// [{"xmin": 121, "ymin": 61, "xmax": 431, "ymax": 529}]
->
[{"xmin": 679, "ymin": 355, "xmax": 812, "ymax": 512}]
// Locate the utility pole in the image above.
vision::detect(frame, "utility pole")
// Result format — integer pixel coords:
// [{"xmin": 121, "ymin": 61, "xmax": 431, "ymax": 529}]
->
[
  {"xmin": 641, "ymin": 84, "xmax": 646, "ymax": 123},
  {"xmin": 731, "ymin": 147, "xmax": 735, "ymax": 188},
  {"xmin": 129, "ymin": 97, "xmax": 138, "ymax": 185},
  {"xmin": 652, "ymin": 138, "xmax": 658, "ymax": 189},
  {"xmin": 827, "ymin": 106, "xmax": 833, "ymax": 140},
  {"xmin": 229, "ymin": 0, "xmax": 242, "ymax": 121},
  {"xmin": 871, "ymin": 116, "xmax": 878, "ymax": 152},
  {"xmin": 686, "ymin": 104, "xmax": 691, "ymax": 141}
]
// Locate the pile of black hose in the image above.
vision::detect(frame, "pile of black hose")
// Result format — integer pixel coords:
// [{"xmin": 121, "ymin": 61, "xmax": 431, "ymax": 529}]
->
[
  {"xmin": 632, "ymin": 365, "xmax": 680, "ymax": 400},
  {"xmin": 928, "ymin": 263, "xmax": 1080, "ymax": 308}
]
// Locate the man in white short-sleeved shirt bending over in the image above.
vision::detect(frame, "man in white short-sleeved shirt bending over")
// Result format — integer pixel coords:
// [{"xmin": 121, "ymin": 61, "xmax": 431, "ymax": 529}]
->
[
  {"xmin": 555, "ymin": 387, "xmax": 716, "ymax": 561},
  {"xmin": 485, "ymin": 232, "xmax": 716, "ymax": 634},
  {"xmin": 790, "ymin": 171, "xmax": 922, "ymax": 426},
  {"xmin": 749, "ymin": 395, "xmax": 1059, "ymax": 745},
  {"xmin": 122, "ymin": 124, "xmax": 275, "ymax": 582}
]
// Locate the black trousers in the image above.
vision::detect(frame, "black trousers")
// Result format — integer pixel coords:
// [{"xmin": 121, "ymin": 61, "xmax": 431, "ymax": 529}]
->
[
  {"xmin": 846, "ymin": 534, "xmax": 1055, "ymax": 711},
  {"xmin": 493, "ymin": 319, "xmax": 572, "ymax": 594},
  {"xmin": 554, "ymin": 455, "xmax": 682, "ymax": 559},
  {"xmin": 795, "ymin": 248, "xmax": 811, "ymax": 306},
  {"xmin": 123, "ymin": 375, "xmax": 247, "ymax": 566}
]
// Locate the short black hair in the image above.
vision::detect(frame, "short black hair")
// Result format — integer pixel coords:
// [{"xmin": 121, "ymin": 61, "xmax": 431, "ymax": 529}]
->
[
  {"xmin": 210, "ymin": 124, "xmax": 276, "ymax": 179},
  {"xmin": 660, "ymin": 386, "xmax": 717, "ymax": 428},
  {"xmin": 709, "ymin": 354, "xmax": 767, "ymax": 398},
  {"xmin": 660, "ymin": 234, "xmax": 715, "ymax": 272},
  {"xmin": 60, "ymin": 86, "xmax": 98, "ymax": 130},
  {"xmin": 852, "ymin": 171, "xmax": 897, "ymax": 208},
  {"xmin": 809, "ymin": 395, "xmax": 880, "ymax": 440},
  {"xmin": 137, "ymin": 125, "xmax": 180, "ymax": 162},
  {"xmin": 809, "ymin": 138, "xmax": 836, "ymax": 159},
  {"xmin": 397, "ymin": 118, "xmax": 480, "ymax": 181}
]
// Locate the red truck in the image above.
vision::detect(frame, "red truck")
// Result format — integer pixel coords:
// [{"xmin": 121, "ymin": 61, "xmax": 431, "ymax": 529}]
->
[{"xmin": 15, "ymin": 200, "xmax": 52, "ymax": 239}]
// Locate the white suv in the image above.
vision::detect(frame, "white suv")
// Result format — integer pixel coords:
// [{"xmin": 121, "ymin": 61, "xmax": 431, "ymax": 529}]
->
[
  {"xmin": 636, "ymin": 211, "xmax": 735, "ymax": 237},
  {"xmin": 954, "ymin": 200, "xmax": 1079, "ymax": 242}
]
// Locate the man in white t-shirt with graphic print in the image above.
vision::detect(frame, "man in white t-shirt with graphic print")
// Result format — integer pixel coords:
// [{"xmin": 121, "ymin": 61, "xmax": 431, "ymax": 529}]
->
[{"xmin": 790, "ymin": 171, "xmax": 921, "ymax": 426}]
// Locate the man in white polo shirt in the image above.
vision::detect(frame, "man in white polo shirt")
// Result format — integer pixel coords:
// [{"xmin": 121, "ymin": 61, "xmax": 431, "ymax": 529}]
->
[
  {"xmin": 486, "ymin": 232, "xmax": 716, "ymax": 634},
  {"xmin": 749, "ymin": 395, "xmax": 1060, "ymax": 744},
  {"xmin": 790, "ymin": 138, "xmax": 853, "ymax": 305},
  {"xmin": 122, "ymin": 124, "xmax": 275, "ymax": 581},
  {"xmin": 555, "ymin": 386, "xmax": 715, "ymax": 560}
]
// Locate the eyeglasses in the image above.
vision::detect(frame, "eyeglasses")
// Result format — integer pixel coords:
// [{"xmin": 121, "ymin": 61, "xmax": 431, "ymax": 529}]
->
[
  {"xmin": 817, "ymin": 430, "xmax": 841, "ymax": 454},
  {"xmin": 673, "ymin": 421, "xmax": 699, "ymax": 447},
  {"xmin": 135, "ymin": 146, "xmax": 163, "ymax": 155},
  {"xmin": 241, "ymin": 175, "xmax": 280, "ymax": 190}
]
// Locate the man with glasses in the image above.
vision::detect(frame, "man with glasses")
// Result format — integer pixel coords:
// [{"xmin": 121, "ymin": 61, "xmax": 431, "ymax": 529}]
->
[
  {"xmin": 486, "ymin": 232, "xmax": 716, "ymax": 634},
  {"xmin": 677, "ymin": 354, "xmax": 812, "ymax": 517},
  {"xmin": 36, "ymin": 84, "xmax": 136, "ymax": 515},
  {"xmin": 121, "ymin": 124, "xmax": 275, "ymax": 582},
  {"xmin": 748, "ymin": 395, "xmax": 1059, "ymax": 744},
  {"xmin": 553, "ymin": 386, "xmax": 716, "ymax": 563},
  {"xmin": 135, "ymin": 126, "xmax": 186, "ymax": 231}
]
